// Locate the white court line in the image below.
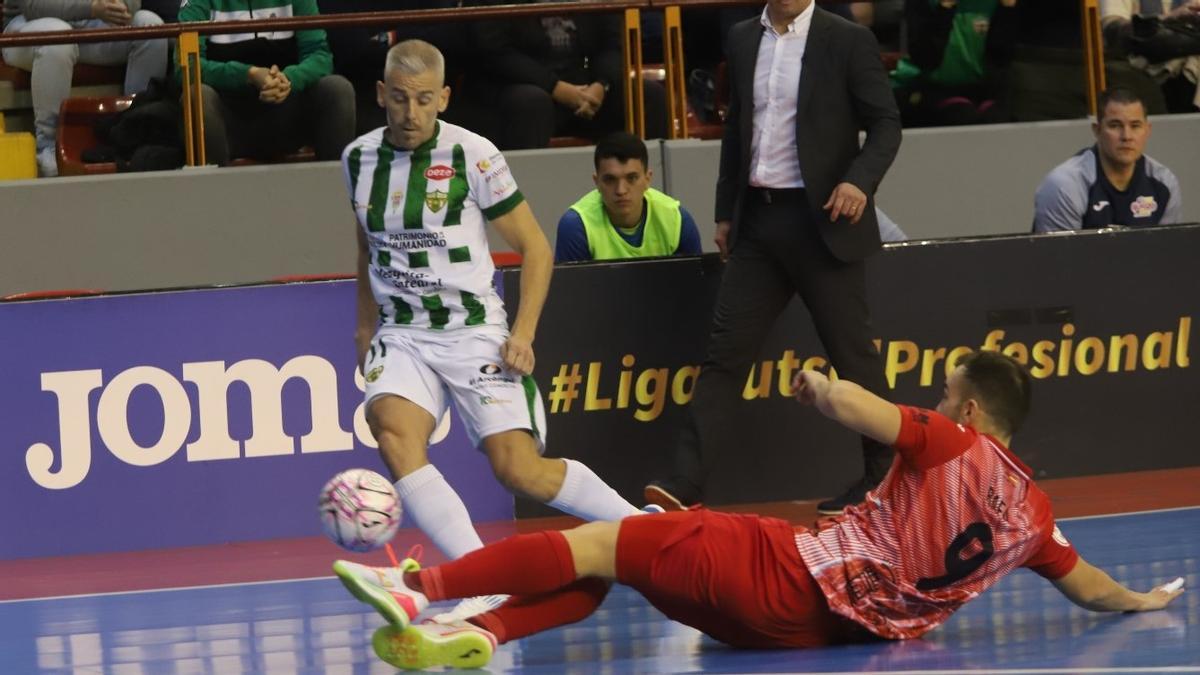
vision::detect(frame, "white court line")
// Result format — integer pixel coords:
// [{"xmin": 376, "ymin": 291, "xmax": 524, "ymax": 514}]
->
[
  {"xmin": 4, "ymin": 505, "xmax": 1198, "ymax": 605},
  {"xmin": 1059, "ymin": 504, "xmax": 1200, "ymax": 522},
  {"xmin": 776, "ymin": 669, "xmax": 1200, "ymax": 674},
  {"xmin": 0, "ymin": 574, "xmax": 331, "ymax": 605}
]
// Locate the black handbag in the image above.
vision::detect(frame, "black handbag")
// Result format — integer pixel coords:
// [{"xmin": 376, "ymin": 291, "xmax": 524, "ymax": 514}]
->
[{"xmin": 1128, "ymin": 13, "xmax": 1200, "ymax": 63}]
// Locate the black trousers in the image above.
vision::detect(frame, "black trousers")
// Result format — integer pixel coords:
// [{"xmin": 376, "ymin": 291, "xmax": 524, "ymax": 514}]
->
[
  {"xmin": 674, "ymin": 188, "xmax": 893, "ymax": 495},
  {"xmin": 200, "ymin": 75, "xmax": 356, "ymax": 165},
  {"xmin": 488, "ymin": 80, "xmax": 669, "ymax": 150}
]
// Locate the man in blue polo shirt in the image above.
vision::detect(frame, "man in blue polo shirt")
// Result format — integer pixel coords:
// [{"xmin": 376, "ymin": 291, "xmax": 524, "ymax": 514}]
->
[
  {"xmin": 555, "ymin": 132, "xmax": 703, "ymax": 262},
  {"xmin": 1032, "ymin": 88, "xmax": 1183, "ymax": 232}
]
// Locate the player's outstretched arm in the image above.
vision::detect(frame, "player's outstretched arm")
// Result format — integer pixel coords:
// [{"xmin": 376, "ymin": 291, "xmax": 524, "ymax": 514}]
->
[
  {"xmin": 490, "ymin": 201, "xmax": 553, "ymax": 375},
  {"xmin": 1050, "ymin": 557, "xmax": 1185, "ymax": 612},
  {"xmin": 792, "ymin": 370, "xmax": 901, "ymax": 446}
]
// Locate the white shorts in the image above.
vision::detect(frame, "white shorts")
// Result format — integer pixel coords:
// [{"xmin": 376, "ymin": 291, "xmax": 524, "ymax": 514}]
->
[{"xmin": 363, "ymin": 326, "xmax": 547, "ymax": 451}]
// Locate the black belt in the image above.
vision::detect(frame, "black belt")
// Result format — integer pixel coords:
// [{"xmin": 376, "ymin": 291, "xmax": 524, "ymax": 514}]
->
[{"xmin": 747, "ymin": 186, "xmax": 805, "ymax": 205}]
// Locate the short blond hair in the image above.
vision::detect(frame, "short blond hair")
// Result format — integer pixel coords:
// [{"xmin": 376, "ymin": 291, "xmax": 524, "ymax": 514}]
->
[{"xmin": 384, "ymin": 39, "xmax": 445, "ymax": 85}]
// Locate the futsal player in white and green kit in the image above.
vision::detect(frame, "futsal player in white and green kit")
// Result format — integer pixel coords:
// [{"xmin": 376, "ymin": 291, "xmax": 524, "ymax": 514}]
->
[{"xmin": 336, "ymin": 39, "xmax": 646, "ymax": 626}]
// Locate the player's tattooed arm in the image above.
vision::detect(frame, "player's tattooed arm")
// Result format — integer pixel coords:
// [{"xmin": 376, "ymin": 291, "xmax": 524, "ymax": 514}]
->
[{"xmin": 792, "ymin": 370, "xmax": 902, "ymax": 446}]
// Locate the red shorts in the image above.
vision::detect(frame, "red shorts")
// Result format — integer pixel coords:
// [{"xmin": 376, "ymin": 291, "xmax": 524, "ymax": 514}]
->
[{"xmin": 615, "ymin": 509, "xmax": 864, "ymax": 648}]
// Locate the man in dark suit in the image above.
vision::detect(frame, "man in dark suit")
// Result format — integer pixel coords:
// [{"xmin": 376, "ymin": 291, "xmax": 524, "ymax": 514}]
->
[{"xmin": 646, "ymin": 0, "xmax": 902, "ymax": 514}]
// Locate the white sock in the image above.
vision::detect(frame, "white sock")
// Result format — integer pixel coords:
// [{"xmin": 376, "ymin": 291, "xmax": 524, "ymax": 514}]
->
[
  {"xmin": 395, "ymin": 464, "xmax": 484, "ymax": 560},
  {"xmin": 546, "ymin": 458, "xmax": 640, "ymax": 521}
]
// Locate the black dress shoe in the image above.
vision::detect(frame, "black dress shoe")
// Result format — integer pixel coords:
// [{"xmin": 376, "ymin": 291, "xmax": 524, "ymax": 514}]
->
[
  {"xmin": 816, "ymin": 476, "xmax": 877, "ymax": 515},
  {"xmin": 643, "ymin": 477, "xmax": 702, "ymax": 511}
]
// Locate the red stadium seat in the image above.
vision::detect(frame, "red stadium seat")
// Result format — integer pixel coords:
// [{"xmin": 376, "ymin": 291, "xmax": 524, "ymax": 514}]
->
[
  {"xmin": 56, "ymin": 95, "xmax": 133, "ymax": 176},
  {"xmin": 548, "ymin": 136, "xmax": 592, "ymax": 148},
  {"xmin": 687, "ymin": 61, "xmax": 728, "ymax": 140},
  {"xmin": 56, "ymin": 95, "xmax": 317, "ymax": 175},
  {"xmin": 3, "ymin": 288, "xmax": 104, "ymax": 300},
  {"xmin": 229, "ymin": 147, "xmax": 317, "ymax": 166}
]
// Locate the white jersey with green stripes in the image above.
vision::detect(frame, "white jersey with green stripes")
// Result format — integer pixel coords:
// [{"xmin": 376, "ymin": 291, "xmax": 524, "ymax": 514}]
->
[{"xmin": 342, "ymin": 122, "xmax": 524, "ymax": 331}]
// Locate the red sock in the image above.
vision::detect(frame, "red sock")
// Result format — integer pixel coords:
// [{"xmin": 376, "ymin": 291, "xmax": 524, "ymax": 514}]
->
[
  {"xmin": 405, "ymin": 530, "xmax": 577, "ymax": 601},
  {"xmin": 469, "ymin": 578, "xmax": 611, "ymax": 643}
]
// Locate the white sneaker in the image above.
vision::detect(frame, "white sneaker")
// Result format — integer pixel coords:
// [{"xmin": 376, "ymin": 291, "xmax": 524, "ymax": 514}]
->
[
  {"xmin": 332, "ymin": 558, "xmax": 428, "ymax": 628},
  {"xmin": 431, "ymin": 594, "xmax": 508, "ymax": 624},
  {"xmin": 37, "ymin": 147, "xmax": 58, "ymax": 178},
  {"xmin": 372, "ymin": 621, "xmax": 497, "ymax": 670}
]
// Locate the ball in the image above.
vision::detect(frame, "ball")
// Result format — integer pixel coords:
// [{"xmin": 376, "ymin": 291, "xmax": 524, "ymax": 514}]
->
[{"xmin": 318, "ymin": 468, "xmax": 401, "ymax": 552}]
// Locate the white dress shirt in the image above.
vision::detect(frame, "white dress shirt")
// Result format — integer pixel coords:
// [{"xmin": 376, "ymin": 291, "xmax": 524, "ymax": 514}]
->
[{"xmin": 749, "ymin": 1, "xmax": 814, "ymax": 189}]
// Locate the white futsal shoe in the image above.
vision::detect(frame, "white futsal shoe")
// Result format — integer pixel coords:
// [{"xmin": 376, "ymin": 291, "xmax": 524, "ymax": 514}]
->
[
  {"xmin": 332, "ymin": 558, "xmax": 427, "ymax": 628},
  {"xmin": 432, "ymin": 593, "xmax": 509, "ymax": 624}
]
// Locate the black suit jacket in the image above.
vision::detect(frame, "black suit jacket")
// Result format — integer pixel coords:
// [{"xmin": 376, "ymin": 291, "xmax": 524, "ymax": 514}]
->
[{"xmin": 715, "ymin": 7, "xmax": 902, "ymax": 262}]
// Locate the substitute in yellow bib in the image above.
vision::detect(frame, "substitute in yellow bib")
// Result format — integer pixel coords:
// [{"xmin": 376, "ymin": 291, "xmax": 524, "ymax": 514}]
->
[{"xmin": 555, "ymin": 132, "xmax": 702, "ymax": 262}]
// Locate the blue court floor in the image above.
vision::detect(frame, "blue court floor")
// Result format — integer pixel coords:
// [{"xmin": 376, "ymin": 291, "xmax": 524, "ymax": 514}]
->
[{"xmin": 2, "ymin": 507, "xmax": 1197, "ymax": 674}]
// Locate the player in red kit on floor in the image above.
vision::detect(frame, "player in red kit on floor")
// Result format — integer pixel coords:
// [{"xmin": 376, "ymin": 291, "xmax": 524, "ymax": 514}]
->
[{"xmin": 334, "ymin": 350, "xmax": 1185, "ymax": 670}]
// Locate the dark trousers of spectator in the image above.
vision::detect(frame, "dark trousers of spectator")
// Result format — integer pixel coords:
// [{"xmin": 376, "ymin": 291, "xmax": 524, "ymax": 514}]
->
[
  {"xmin": 673, "ymin": 188, "xmax": 893, "ymax": 496},
  {"xmin": 1161, "ymin": 74, "xmax": 1200, "ymax": 114},
  {"xmin": 490, "ymin": 80, "xmax": 668, "ymax": 150},
  {"xmin": 199, "ymin": 75, "xmax": 355, "ymax": 165}
]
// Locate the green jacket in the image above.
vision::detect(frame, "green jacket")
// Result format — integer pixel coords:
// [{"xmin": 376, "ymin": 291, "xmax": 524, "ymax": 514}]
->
[
  {"xmin": 178, "ymin": 0, "xmax": 332, "ymax": 92},
  {"xmin": 892, "ymin": 0, "xmax": 997, "ymax": 88}
]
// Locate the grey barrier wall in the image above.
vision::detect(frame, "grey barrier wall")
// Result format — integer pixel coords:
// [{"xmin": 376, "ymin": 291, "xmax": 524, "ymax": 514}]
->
[
  {"xmin": 662, "ymin": 113, "xmax": 1200, "ymax": 244},
  {"xmin": 1, "ymin": 114, "xmax": 1196, "ymax": 296}
]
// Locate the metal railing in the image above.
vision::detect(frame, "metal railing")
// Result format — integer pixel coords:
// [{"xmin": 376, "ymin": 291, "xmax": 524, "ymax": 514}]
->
[{"xmin": 0, "ymin": 0, "xmax": 1109, "ymax": 165}]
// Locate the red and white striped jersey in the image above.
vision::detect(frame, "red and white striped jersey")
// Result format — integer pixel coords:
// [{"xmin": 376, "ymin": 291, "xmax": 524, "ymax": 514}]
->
[{"xmin": 795, "ymin": 405, "xmax": 1078, "ymax": 640}]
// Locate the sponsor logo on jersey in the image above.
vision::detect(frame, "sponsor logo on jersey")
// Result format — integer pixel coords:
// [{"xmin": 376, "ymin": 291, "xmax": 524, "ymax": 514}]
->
[
  {"xmin": 480, "ymin": 363, "xmax": 503, "ymax": 375},
  {"xmin": 391, "ymin": 190, "xmax": 404, "ymax": 213},
  {"xmin": 1091, "ymin": 200, "xmax": 1109, "ymax": 212},
  {"xmin": 425, "ymin": 165, "xmax": 455, "ymax": 181},
  {"xmin": 425, "ymin": 190, "xmax": 448, "ymax": 213},
  {"xmin": 365, "ymin": 365, "xmax": 385, "ymax": 383},
  {"xmin": 986, "ymin": 485, "xmax": 1007, "ymax": 516},
  {"xmin": 475, "ymin": 158, "xmax": 491, "ymax": 173},
  {"xmin": 1131, "ymin": 195, "xmax": 1158, "ymax": 218},
  {"xmin": 1051, "ymin": 525, "xmax": 1070, "ymax": 547},
  {"xmin": 479, "ymin": 395, "xmax": 511, "ymax": 405},
  {"xmin": 483, "ymin": 164, "xmax": 511, "ymax": 184}
]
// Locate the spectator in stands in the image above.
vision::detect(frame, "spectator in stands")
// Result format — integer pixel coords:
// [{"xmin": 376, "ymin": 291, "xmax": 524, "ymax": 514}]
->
[
  {"xmin": 178, "ymin": 0, "xmax": 355, "ymax": 165},
  {"xmin": 988, "ymin": 0, "xmax": 1169, "ymax": 121},
  {"xmin": 555, "ymin": 132, "xmax": 702, "ymax": 263},
  {"xmin": 1032, "ymin": 88, "xmax": 1183, "ymax": 232},
  {"xmin": 1101, "ymin": 0, "xmax": 1200, "ymax": 113},
  {"xmin": 890, "ymin": 0, "xmax": 1018, "ymax": 126},
  {"xmin": 468, "ymin": 0, "xmax": 667, "ymax": 150},
  {"xmin": 2, "ymin": 0, "xmax": 168, "ymax": 176},
  {"xmin": 325, "ymin": 0, "xmax": 468, "ymax": 135}
]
